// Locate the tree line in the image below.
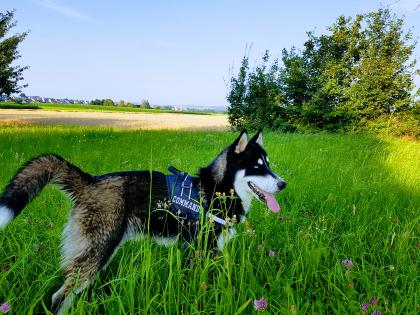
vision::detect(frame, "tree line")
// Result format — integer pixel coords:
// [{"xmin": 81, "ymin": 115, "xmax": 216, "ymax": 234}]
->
[
  {"xmin": 90, "ymin": 99, "xmax": 151, "ymax": 108},
  {"xmin": 227, "ymin": 9, "xmax": 419, "ymax": 136}
]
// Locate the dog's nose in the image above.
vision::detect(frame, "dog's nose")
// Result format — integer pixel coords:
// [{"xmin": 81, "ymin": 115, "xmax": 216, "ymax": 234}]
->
[{"xmin": 277, "ymin": 181, "xmax": 287, "ymax": 191}]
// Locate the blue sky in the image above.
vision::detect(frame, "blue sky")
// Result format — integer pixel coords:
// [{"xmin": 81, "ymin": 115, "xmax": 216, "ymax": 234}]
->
[{"xmin": 2, "ymin": 0, "xmax": 420, "ymax": 107}]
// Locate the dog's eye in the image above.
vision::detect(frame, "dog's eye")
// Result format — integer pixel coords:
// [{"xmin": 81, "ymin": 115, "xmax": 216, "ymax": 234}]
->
[{"xmin": 254, "ymin": 165, "xmax": 260, "ymax": 169}]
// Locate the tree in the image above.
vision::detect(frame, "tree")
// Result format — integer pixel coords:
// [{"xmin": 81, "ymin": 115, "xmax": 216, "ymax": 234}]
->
[
  {"xmin": 140, "ymin": 99, "xmax": 151, "ymax": 108},
  {"xmin": 346, "ymin": 9, "xmax": 416, "ymax": 121},
  {"xmin": 280, "ymin": 16, "xmax": 364, "ymax": 130},
  {"xmin": 90, "ymin": 99, "xmax": 103, "ymax": 105},
  {"xmin": 280, "ymin": 9, "xmax": 417, "ymax": 129},
  {"xmin": 227, "ymin": 51, "xmax": 292, "ymax": 131},
  {"xmin": 103, "ymin": 99, "xmax": 114, "ymax": 106},
  {"xmin": 0, "ymin": 10, "xmax": 29, "ymax": 96},
  {"xmin": 227, "ymin": 8, "xmax": 418, "ymax": 132},
  {"xmin": 227, "ymin": 56, "xmax": 248, "ymax": 129}
]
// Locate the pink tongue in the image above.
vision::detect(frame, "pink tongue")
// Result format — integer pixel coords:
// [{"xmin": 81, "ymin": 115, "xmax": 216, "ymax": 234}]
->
[{"xmin": 263, "ymin": 191, "xmax": 280, "ymax": 213}]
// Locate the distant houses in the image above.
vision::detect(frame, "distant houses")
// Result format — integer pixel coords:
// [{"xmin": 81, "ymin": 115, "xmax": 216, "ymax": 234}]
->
[
  {"xmin": 0, "ymin": 93, "xmax": 226, "ymax": 113},
  {"xmin": 0, "ymin": 93, "xmax": 89, "ymax": 105},
  {"xmin": 0, "ymin": 95, "xmax": 9, "ymax": 102}
]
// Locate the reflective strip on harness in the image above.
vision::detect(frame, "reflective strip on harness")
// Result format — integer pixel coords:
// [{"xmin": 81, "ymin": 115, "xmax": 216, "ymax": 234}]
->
[{"xmin": 207, "ymin": 213, "xmax": 233, "ymax": 227}]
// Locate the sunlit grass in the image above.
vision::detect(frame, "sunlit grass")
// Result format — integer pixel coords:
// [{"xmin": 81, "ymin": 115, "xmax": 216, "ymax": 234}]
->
[{"xmin": 0, "ymin": 126, "xmax": 418, "ymax": 314}]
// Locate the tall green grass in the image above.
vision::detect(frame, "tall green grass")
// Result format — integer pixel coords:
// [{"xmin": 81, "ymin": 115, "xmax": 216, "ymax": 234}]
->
[{"xmin": 0, "ymin": 126, "xmax": 418, "ymax": 314}]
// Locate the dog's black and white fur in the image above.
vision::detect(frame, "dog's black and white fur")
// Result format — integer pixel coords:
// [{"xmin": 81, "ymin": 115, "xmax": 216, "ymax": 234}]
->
[{"xmin": 0, "ymin": 130, "xmax": 286, "ymax": 314}]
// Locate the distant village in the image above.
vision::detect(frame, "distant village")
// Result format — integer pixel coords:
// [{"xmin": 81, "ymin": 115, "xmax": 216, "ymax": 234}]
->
[
  {"xmin": 0, "ymin": 93, "xmax": 226, "ymax": 113},
  {"xmin": 0, "ymin": 93, "xmax": 89, "ymax": 105}
]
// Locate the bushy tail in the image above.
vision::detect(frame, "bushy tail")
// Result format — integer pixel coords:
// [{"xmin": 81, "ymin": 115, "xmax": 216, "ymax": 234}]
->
[{"xmin": 0, "ymin": 154, "xmax": 92, "ymax": 229}]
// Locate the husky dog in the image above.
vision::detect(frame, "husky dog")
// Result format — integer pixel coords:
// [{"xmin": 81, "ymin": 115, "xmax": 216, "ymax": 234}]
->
[{"xmin": 0, "ymin": 130, "xmax": 286, "ymax": 314}]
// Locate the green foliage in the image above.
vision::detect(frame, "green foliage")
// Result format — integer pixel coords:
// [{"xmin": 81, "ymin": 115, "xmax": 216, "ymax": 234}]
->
[
  {"xmin": 90, "ymin": 99, "xmax": 104, "ymax": 105},
  {"xmin": 91, "ymin": 99, "xmax": 116, "ymax": 106},
  {"xmin": 364, "ymin": 108, "xmax": 420, "ymax": 138},
  {"xmin": 0, "ymin": 101, "xmax": 39, "ymax": 109},
  {"xmin": 227, "ymin": 56, "xmax": 248, "ymax": 129},
  {"xmin": 117, "ymin": 100, "xmax": 135, "ymax": 107},
  {"xmin": 227, "ymin": 9, "xmax": 419, "ymax": 135},
  {"xmin": 140, "ymin": 99, "xmax": 151, "ymax": 109},
  {"xmin": 344, "ymin": 10, "xmax": 416, "ymax": 120},
  {"xmin": 102, "ymin": 99, "xmax": 114, "ymax": 107},
  {"xmin": 0, "ymin": 127, "xmax": 418, "ymax": 313},
  {"xmin": 0, "ymin": 10, "xmax": 29, "ymax": 96},
  {"xmin": 227, "ymin": 51, "xmax": 295, "ymax": 131}
]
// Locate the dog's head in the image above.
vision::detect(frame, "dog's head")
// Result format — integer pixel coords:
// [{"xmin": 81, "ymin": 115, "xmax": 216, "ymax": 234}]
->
[{"xmin": 211, "ymin": 130, "xmax": 286, "ymax": 213}]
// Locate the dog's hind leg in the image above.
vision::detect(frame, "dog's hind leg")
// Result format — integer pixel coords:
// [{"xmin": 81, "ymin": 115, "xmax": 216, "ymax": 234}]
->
[
  {"xmin": 51, "ymin": 238, "xmax": 124, "ymax": 314},
  {"xmin": 51, "ymin": 275, "xmax": 90, "ymax": 315},
  {"xmin": 52, "ymin": 209, "xmax": 126, "ymax": 314}
]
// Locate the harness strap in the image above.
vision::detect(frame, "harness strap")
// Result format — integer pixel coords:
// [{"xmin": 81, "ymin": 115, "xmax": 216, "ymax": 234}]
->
[
  {"xmin": 166, "ymin": 165, "xmax": 232, "ymax": 228},
  {"xmin": 207, "ymin": 213, "xmax": 233, "ymax": 227},
  {"xmin": 167, "ymin": 165, "xmax": 184, "ymax": 176}
]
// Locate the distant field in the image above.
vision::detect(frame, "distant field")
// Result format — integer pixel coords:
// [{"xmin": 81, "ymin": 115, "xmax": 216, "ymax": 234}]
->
[
  {"xmin": 0, "ymin": 109, "xmax": 229, "ymax": 130},
  {"xmin": 0, "ymin": 126, "xmax": 419, "ymax": 314},
  {"xmin": 40, "ymin": 103, "xmax": 221, "ymax": 115},
  {"xmin": 0, "ymin": 102, "xmax": 221, "ymax": 115}
]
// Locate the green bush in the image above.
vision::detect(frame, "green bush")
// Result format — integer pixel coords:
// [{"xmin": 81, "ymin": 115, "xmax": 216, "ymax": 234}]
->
[
  {"xmin": 103, "ymin": 99, "xmax": 115, "ymax": 107},
  {"xmin": 90, "ymin": 99, "xmax": 104, "ymax": 105},
  {"xmin": 364, "ymin": 109, "xmax": 420, "ymax": 138},
  {"xmin": 227, "ymin": 9, "xmax": 419, "ymax": 136}
]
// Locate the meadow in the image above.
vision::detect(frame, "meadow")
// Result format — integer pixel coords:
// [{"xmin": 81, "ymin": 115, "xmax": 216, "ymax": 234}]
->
[
  {"xmin": 0, "ymin": 125, "xmax": 418, "ymax": 314},
  {"xmin": 0, "ymin": 102, "xmax": 218, "ymax": 115}
]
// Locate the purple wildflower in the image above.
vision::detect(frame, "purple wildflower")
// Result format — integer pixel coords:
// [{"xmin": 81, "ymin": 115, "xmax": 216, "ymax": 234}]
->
[
  {"xmin": 371, "ymin": 311, "xmax": 381, "ymax": 315},
  {"xmin": 268, "ymin": 250, "xmax": 275, "ymax": 257},
  {"xmin": 370, "ymin": 296, "xmax": 378, "ymax": 306},
  {"xmin": 361, "ymin": 303, "xmax": 369, "ymax": 312},
  {"xmin": 0, "ymin": 303, "xmax": 10, "ymax": 313},
  {"xmin": 254, "ymin": 298, "xmax": 268, "ymax": 311},
  {"xmin": 341, "ymin": 259, "xmax": 353, "ymax": 269}
]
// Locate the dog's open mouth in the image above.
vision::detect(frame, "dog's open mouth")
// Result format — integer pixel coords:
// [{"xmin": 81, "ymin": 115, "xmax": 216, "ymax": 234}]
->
[{"xmin": 247, "ymin": 182, "xmax": 280, "ymax": 213}]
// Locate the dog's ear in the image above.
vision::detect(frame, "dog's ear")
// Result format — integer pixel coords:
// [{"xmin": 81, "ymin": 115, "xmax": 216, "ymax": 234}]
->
[
  {"xmin": 250, "ymin": 129, "xmax": 263, "ymax": 147},
  {"xmin": 233, "ymin": 130, "xmax": 248, "ymax": 154}
]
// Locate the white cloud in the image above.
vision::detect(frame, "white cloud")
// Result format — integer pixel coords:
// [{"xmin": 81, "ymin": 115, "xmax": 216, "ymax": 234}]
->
[{"xmin": 40, "ymin": 0, "xmax": 89, "ymax": 20}]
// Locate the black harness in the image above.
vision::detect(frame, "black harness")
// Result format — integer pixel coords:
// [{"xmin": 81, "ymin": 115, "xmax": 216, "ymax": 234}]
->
[
  {"xmin": 165, "ymin": 166, "xmax": 231, "ymax": 228},
  {"xmin": 166, "ymin": 165, "xmax": 203, "ymax": 222}
]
